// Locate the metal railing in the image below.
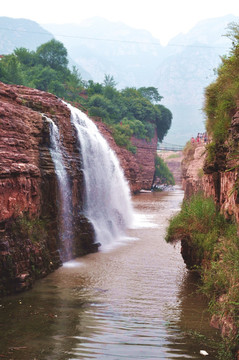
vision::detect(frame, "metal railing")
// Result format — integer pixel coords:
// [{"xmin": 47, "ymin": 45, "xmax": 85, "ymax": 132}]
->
[{"xmin": 157, "ymin": 142, "xmax": 184, "ymax": 151}]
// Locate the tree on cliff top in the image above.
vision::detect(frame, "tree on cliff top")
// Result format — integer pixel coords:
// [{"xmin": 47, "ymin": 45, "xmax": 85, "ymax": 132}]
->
[
  {"xmin": 36, "ymin": 39, "xmax": 68, "ymax": 70},
  {"xmin": 138, "ymin": 86, "xmax": 163, "ymax": 104},
  {"xmin": 0, "ymin": 39, "xmax": 173, "ymax": 150}
]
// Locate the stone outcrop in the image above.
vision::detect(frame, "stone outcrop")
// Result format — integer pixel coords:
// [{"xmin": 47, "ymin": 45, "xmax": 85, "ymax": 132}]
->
[
  {"xmin": 182, "ymin": 105, "xmax": 239, "ymax": 223},
  {"xmin": 181, "ymin": 143, "xmax": 206, "ymax": 198},
  {"xmin": 0, "ymin": 82, "xmax": 158, "ymax": 295}
]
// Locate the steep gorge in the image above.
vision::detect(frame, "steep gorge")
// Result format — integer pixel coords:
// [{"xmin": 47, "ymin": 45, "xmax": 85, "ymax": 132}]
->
[
  {"xmin": 182, "ymin": 103, "xmax": 239, "ymax": 224},
  {"xmin": 180, "ymin": 105, "xmax": 239, "ymax": 357},
  {"xmin": 0, "ymin": 82, "xmax": 157, "ymax": 295}
]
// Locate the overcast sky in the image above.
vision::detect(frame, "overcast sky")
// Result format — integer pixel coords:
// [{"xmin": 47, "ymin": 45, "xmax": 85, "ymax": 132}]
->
[{"xmin": 1, "ymin": 0, "xmax": 239, "ymax": 45}]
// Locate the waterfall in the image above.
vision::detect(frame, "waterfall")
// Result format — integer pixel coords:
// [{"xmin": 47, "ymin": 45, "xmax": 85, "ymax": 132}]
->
[
  {"xmin": 67, "ymin": 103, "xmax": 134, "ymax": 249},
  {"xmin": 45, "ymin": 116, "xmax": 73, "ymax": 261}
]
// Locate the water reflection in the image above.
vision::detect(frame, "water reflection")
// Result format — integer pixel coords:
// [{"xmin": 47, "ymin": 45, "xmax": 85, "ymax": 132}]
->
[{"xmin": 0, "ymin": 189, "xmax": 220, "ymax": 359}]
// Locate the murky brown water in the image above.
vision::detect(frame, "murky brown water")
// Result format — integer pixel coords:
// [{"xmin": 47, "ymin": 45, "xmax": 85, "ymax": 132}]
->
[{"xmin": 0, "ymin": 188, "xmax": 220, "ymax": 359}]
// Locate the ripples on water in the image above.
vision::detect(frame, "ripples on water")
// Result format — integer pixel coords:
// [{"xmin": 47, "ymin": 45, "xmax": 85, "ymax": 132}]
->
[{"xmin": 0, "ymin": 188, "xmax": 220, "ymax": 359}]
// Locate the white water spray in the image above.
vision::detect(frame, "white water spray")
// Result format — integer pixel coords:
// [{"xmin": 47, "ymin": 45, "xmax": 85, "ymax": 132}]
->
[
  {"xmin": 45, "ymin": 116, "xmax": 73, "ymax": 260},
  {"xmin": 67, "ymin": 104, "xmax": 134, "ymax": 248}
]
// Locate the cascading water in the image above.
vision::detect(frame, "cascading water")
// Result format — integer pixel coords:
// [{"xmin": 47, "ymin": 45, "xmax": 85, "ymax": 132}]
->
[
  {"xmin": 67, "ymin": 103, "xmax": 134, "ymax": 248},
  {"xmin": 45, "ymin": 116, "xmax": 73, "ymax": 260}
]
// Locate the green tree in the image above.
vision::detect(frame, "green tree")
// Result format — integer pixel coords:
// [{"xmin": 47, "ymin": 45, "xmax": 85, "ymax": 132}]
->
[
  {"xmin": 0, "ymin": 55, "xmax": 24, "ymax": 85},
  {"xmin": 103, "ymin": 74, "xmax": 117, "ymax": 88},
  {"xmin": 155, "ymin": 105, "xmax": 172, "ymax": 142},
  {"xmin": 48, "ymin": 80, "xmax": 66, "ymax": 98},
  {"xmin": 65, "ymin": 66, "xmax": 84, "ymax": 101},
  {"xmin": 138, "ymin": 86, "xmax": 163, "ymax": 103},
  {"xmin": 121, "ymin": 87, "xmax": 156, "ymax": 123},
  {"xmin": 86, "ymin": 80, "xmax": 103, "ymax": 96},
  {"xmin": 32, "ymin": 65, "xmax": 59, "ymax": 91},
  {"xmin": 36, "ymin": 39, "xmax": 68, "ymax": 70},
  {"xmin": 154, "ymin": 155, "xmax": 175, "ymax": 185},
  {"xmin": 204, "ymin": 22, "xmax": 239, "ymax": 147},
  {"xmin": 14, "ymin": 47, "xmax": 36, "ymax": 67},
  {"xmin": 88, "ymin": 94, "xmax": 118, "ymax": 121}
]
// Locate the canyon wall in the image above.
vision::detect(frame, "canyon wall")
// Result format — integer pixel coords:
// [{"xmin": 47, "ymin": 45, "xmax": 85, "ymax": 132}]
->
[
  {"xmin": 0, "ymin": 82, "xmax": 157, "ymax": 295},
  {"xmin": 181, "ymin": 107, "xmax": 239, "ymax": 356},
  {"xmin": 182, "ymin": 105, "xmax": 239, "ymax": 224},
  {"xmin": 0, "ymin": 82, "xmax": 98, "ymax": 295}
]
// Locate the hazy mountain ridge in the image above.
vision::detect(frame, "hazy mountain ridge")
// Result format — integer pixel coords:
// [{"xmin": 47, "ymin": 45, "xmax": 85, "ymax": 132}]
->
[
  {"xmin": 43, "ymin": 17, "xmax": 165, "ymax": 87},
  {"xmin": 168, "ymin": 15, "xmax": 235, "ymax": 48},
  {"xmin": 1, "ymin": 15, "xmax": 239, "ymax": 144},
  {"xmin": 0, "ymin": 17, "xmax": 53, "ymax": 53},
  {"xmin": 0, "ymin": 17, "xmax": 92, "ymax": 79},
  {"xmin": 155, "ymin": 14, "xmax": 238, "ymax": 142},
  {"xmin": 43, "ymin": 15, "xmax": 239, "ymax": 143}
]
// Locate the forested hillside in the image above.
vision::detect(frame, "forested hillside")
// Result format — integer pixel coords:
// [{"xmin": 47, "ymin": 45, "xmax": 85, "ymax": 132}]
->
[
  {"xmin": 1, "ymin": 15, "xmax": 238, "ymax": 144},
  {"xmin": 44, "ymin": 15, "xmax": 239, "ymax": 144},
  {"xmin": 0, "ymin": 39, "xmax": 172, "ymax": 150}
]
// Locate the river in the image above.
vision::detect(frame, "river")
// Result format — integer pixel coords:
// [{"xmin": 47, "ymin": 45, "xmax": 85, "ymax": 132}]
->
[{"xmin": 0, "ymin": 188, "xmax": 220, "ymax": 359}]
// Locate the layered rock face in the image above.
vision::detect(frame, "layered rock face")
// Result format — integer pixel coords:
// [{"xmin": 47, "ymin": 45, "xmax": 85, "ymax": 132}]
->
[
  {"xmin": 180, "ymin": 106, "xmax": 239, "ymax": 278},
  {"xmin": 0, "ymin": 82, "xmax": 96, "ymax": 295},
  {"xmin": 181, "ymin": 144, "xmax": 206, "ymax": 198},
  {"xmin": 0, "ymin": 82, "xmax": 158, "ymax": 295},
  {"xmin": 182, "ymin": 105, "xmax": 239, "ymax": 224}
]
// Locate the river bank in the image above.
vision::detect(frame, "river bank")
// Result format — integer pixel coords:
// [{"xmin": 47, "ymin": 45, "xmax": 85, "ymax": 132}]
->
[
  {"xmin": 168, "ymin": 140, "xmax": 239, "ymax": 359},
  {"xmin": 0, "ymin": 189, "xmax": 220, "ymax": 360}
]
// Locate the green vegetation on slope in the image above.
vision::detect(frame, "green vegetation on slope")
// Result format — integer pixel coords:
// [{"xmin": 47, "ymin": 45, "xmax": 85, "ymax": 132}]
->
[
  {"xmin": 167, "ymin": 23, "xmax": 239, "ymax": 358},
  {"xmin": 166, "ymin": 193, "xmax": 236, "ymax": 264},
  {"xmin": 204, "ymin": 22, "xmax": 239, "ymax": 160},
  {"xmin": 0, "ymin": 39, "xmax": 172, "ymax": 151},
  {"xmin": 166, "ymin": 193, "xmax": 239, "ymax": 359},
  {"xmin": 154, "ymin": 155, "xmax": 175, "ymax": 186}
]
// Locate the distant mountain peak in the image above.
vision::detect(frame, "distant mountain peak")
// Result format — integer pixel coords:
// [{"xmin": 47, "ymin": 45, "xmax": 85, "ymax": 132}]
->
[
  {"xmin": 0, "ymin": 17, "xmax": 53, "ymax": 54},
  {"xmin": 168, "ymin": 14, "xmax": 239, "ymax": 47}
]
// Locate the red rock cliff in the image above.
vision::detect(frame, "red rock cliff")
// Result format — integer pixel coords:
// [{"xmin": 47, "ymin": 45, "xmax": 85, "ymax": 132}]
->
[
  {"xmin": 0, "ymin": 82, "xmax": 158, "ymax": 295},
  {"xmin": 182, "ymin": 105, "xmax": 239, "ymax": 224},
  {"xmin": 0, "ymin": 82, "xmax": 96, "ymax": 295},
  {"xmin": 181, "ymin": 106, "xmax": 239, "ymax": 355}
]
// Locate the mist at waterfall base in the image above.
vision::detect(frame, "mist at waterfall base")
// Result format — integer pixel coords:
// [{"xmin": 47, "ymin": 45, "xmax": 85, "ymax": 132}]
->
[{"xmin": 67, "ymin": 103, "xmax": 135, "ymax": 252}]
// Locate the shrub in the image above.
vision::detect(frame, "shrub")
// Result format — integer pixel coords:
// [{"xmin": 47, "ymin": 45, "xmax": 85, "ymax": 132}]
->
[
  {"xmin": 112, "ymin": 123, "xmax": 137, "ymax": 153},
  {"xmin": 204, "ymin": 24, "xmax": 239, "ymax": 148},
  {"xmin": 154, "ymin": 155, "xmax": 175, "ymax": 185},
  {"xmin": 166, "ymin": 193, "xmax": 233, "ymax": 263}
]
